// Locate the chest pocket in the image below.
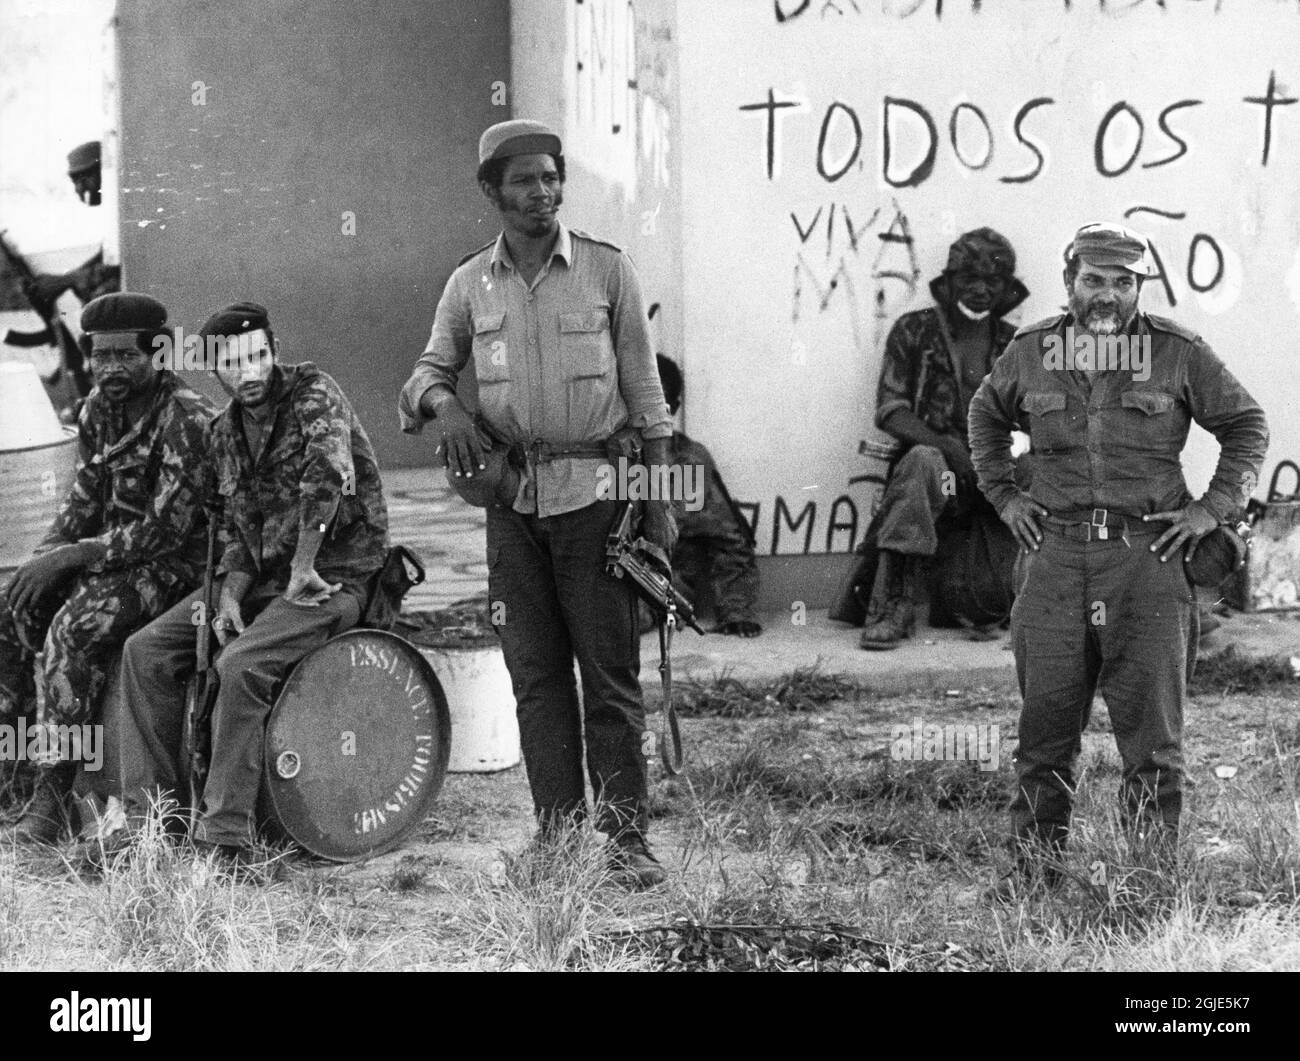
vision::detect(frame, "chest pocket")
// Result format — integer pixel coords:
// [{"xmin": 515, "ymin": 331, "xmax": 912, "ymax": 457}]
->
[
  {"xmin": 472, "ymin": 311, "xmax": 509, "ymax": 384},
  {"xmin": 1120, "ymin": 389, "xmax": 1181, "ymax": 446},
  {"xmin": 1019, "ymin": 391, "xmax": 1071, "ymax": 452},
  {"xmin": 559, "ymin": 309, "xmax": 613, "ymax": 380},
  {"xmin": 110, "ymin": 457, "xmax": 152, "ymax": 518}
]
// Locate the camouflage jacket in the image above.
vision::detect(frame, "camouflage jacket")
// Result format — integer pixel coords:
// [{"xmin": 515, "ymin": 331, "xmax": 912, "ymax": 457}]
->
[
  {"xmin": 38, "ymin": 370, "xmax": 216, "ymax": 585},
  {"xmin": 672, "ymin": 432, "xmax": 759, "ymax": 625},
  {"xmin": 875, "ymin": 307, "xmax": 1017, "ymax": 444},
  {"xmin": 212, "ymin": 362, "xmax": 389, "ymax": 601}
]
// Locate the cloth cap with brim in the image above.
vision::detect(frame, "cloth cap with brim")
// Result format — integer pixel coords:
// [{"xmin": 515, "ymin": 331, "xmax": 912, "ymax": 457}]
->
[
  {"xmin": 67, "ymin": 141, "xmax": 101, "ymax": 174},
  {"xmin": 81, "ymin": 292, "xmax": 167, "ymax": 333},
  {"xmin": 1065, "ymin": 223, "xmax": 1155, "ymax": 276},
  {"xmin": 1186, "ymin": 525, "xmax": 1248, "ymax": 588},
  {"xmin": 446, "ymin": 443, "xmax": 521, "ymax": 509},
  {"xmin": 928, "ymin": 226, "xmax": 1029, "ymax": 317},
  {"xmin": 199, "ymin": 301, "xmax": 271, "ymax": 339},
  {"xmin": 478, "ymin": 120, "xmax": 562, "ymax": 164}
]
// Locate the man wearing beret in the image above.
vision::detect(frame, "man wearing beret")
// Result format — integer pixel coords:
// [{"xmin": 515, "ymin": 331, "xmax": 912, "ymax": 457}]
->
[
  {"xmin": 117, "ymin": 302, "xmax": 389, "ymax": 866},
  {"xmin": 858, "ymin": 227, "xmax": 1029, "ymax": 649},
  {"xmin": 969, "ymin": 222, "xmax": 1268, "ymax": 897},
  {"xmin": 0, "ymin": 292, "xmax": 215, "ymax": 842},
  {"xmin": 399, "ymin": 120, "xmax": 676, "ymax": 888}
]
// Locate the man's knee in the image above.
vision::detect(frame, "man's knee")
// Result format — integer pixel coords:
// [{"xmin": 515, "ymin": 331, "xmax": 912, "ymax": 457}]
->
[{"xmin": 894, "ymin": 444, "xmax": 948, "ymax": 480}]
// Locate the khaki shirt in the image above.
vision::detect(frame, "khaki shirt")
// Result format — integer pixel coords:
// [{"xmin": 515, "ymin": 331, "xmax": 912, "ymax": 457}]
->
[
  {"xmin": 969, "ymin": 312, "xmax": 1268, "ymax": 523},
  {"xmin": 399, "ymin": 224, "xmax": 672, "ymax": 518}
]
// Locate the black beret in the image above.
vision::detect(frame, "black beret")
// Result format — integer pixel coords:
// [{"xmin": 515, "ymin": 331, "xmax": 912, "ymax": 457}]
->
[
  {"xmin": 80, "ymin": 292, "xmax": 168, "ymax": 334},
  {"xmin": 199, "ymin": 300, "xmax": 270, "ymax": 339}
]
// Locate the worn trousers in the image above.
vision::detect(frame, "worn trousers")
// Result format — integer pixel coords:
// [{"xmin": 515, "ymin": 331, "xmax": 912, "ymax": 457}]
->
[
  {"xmin": 117, "ymin": 582, "xmax": 360, "ymax": 845},
  {"xmin": 487, "ymin": 498, "xmax": 648, "ymax": 840},
  {"xmin": 1009, "ymin": 523, "xmax": 1197, "ymax": 850},
  {"xmin": 874, "ymin": 445, "xmax": 951, "ymax": 557},
  {"xmin": 0, "ymin": 564, "xmax": 188, "ymax": 732}
]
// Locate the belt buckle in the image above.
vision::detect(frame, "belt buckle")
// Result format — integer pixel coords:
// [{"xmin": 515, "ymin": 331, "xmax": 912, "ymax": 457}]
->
[{"xmin": 1091, "ymin": 507, "xmax": 1109, "ymax": 541}]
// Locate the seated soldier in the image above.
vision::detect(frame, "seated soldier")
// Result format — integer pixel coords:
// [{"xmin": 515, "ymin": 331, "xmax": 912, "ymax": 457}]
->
[
  {"xmin": 115, "ymin": 302, "xmax": 389, "ymax": 869},
  {"xmin": 860, "ymin": 228, "xmax": 1028, "ymax": 650},
  {"xmin": 647, "ymin": 355, "xmax": 761, "ymax": 637},
  {"xmin": 0, "ymin": 293, "xmax": 215, "ymax": 841}
]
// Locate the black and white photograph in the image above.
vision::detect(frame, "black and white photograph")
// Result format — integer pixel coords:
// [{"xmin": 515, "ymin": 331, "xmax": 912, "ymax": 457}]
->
[{"xmin": 0, "ymin": 0, "xmax": 1297, "ymax": 1007}]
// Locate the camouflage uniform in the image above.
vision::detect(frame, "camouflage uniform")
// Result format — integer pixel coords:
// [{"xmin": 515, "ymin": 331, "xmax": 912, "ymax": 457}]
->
[
  {"xmin": 665, "ymin": 431, "xmax": 759, "ymax": 628},
  {"xmin": 0, "ymin": 371, "xmax": 215, "ymax": 735},
  {"xmin": 119, "ymin": 362, "xmax": 389, "ymax": 846}
]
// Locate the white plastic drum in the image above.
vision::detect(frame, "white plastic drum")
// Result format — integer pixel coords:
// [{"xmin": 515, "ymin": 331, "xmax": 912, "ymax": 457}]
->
[
  {"xmin": 404, "ymin": 605, "xmax": 520, "ymax": 773},
  {"xmin": 417, "ymin": 643, "xmax": 520, "ymax": 772}
]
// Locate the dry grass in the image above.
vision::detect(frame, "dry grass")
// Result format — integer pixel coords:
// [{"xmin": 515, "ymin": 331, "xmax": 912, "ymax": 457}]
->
[{"xmin": 0, "ymin": 674, "xmax": 1297, "ymax": 972}]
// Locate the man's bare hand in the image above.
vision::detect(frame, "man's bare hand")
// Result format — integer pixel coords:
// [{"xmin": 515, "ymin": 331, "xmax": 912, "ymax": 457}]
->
[
  {"xmin": 211, "ymin": 597, "xmax": 246, "ymax": 647},
  {"xmin": 641, "ymin": 502, "xmax": 678, "ymax": 557},
  {"xmin": 5, "ymin": 545, "xmax": 88, "ymax": 616},
  {"xmin": 435, "ymin": 399, "xmax": 493, "ymax": 480},
  {"xmin": 1000, "ymin": 493, "xmax": 1047, "ymax": 552},
  {"xmin": 284, "ymin": 567, "xmax": 341, "ymax": 608},
  {"xmin": 1143, "ymin": 501, "xmax": 1218, "ymax": 563}
]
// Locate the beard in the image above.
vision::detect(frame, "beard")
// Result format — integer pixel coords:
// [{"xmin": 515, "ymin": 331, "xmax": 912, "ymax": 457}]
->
[{"xmin": 1070, "ymin": 295, "xmax": 1134, "ymax": 336}]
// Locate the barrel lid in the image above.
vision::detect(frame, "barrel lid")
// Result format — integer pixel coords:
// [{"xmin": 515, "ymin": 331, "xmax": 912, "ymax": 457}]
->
[
  {"xmin": 264, "ymin": 629, "xmax": 452, "ymax": 861},
  {"xmin": 399, "ymin": 597, "xmax": 499, "ymax": 649},
  {"xmin": 0, "ymin": 361, "xmax": 67, "ymax": 450}
]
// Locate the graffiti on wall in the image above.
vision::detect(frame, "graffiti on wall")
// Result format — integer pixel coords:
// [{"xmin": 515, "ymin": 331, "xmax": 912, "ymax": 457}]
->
[{"xmin": 571, "ymin": 0, "xmax": 673, "ymax": 196}]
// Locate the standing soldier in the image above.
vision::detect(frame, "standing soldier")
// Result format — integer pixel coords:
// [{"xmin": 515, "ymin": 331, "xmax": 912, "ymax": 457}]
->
[
  {"xmin": 399, "ymin": 120, "xmax": 677, "ymax": 887},
  {"xmin": 0, "ymin": 292, "xmax": 214, "ymax": 841},
  {"xmin": 968, "ymin": 223, "xmax": 1268, "ymax": 897},
  {"xmin": 118, "ymin": 302, "xmax": 389, "ymax": 869}
]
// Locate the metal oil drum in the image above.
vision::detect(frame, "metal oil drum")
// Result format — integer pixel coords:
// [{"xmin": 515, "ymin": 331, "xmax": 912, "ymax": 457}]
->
[
  {"xmin": 0, "ymin": 432, "xmax": 79, "ymax": 572},
  {"xmin": 263, "ymin": 629, "xmax": 452, "ymax": 862}
]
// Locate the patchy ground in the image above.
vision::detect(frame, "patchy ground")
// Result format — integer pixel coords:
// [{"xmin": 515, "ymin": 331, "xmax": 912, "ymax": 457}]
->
[{"xmin": 2, "ymin": 661, "xmax": 1299, "ymax": 972}]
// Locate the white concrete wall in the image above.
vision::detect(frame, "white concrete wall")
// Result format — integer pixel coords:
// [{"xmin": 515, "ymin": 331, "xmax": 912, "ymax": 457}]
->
[{"xmin": 518, "ymin": 0, "xmax": 1299, "ymax": 558}]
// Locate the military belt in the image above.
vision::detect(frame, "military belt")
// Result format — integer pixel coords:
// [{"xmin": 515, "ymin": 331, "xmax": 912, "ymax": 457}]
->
[
  {"xmin": 1042, "ymin": 509, "xmax": 1163, "ymax": 543},
  {"xmin": 510, "ymin": 440, "xmax": 609, "ymax": 466}
]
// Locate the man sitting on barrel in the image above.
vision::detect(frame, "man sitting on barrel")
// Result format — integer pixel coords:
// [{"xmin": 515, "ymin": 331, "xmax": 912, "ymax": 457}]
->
[
  {"xmin": 0, "ymin": 292, "xmax": 214, "ymax": 843},
  {"xmin": 117, "ymin": 301, "xmax": 389, "ymax": 871}
]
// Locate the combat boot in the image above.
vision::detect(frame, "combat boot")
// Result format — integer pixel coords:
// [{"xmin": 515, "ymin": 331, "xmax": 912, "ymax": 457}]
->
[
  {"xmin": 859, "ymin": 551, "xmax": 919, "ymax": 651},
  {"xmin": 9, "ymin": 761, "xmax": 76, "ymax": 844}
]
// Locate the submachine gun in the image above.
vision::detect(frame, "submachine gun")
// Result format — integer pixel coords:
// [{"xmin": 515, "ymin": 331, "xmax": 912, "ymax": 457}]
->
[{"xmin": 605, "ymin": 501, "xmax": 703, "ymax": 775}]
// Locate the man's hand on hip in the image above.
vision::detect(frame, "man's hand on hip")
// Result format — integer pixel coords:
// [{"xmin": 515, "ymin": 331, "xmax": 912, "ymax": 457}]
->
[
  {"xmin": 1000, "ymin": 492, "xmax": 1047, "ymax": 552},
  {"xmin": 1143, "ymin": 501, "xmax": 1218, "ymax": 563},
  {"xmin": 434, "ymin": 398, "xmax": 494, "ymax": 480}
]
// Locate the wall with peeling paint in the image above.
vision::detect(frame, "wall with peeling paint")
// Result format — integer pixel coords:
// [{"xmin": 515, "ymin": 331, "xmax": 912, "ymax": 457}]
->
[
  {"xmin": 116, "ymin": 0, "xmax": 510, "ymax": 468},
  {"xmin": 516, "ymin": 0, "xmax": 1298, "ymax": 579}
]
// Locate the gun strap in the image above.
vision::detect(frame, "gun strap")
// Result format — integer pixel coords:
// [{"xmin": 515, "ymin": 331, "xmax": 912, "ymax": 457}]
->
[{"xmin": 657, "ymin": 616, "xmax": 684, "ymax": 775}]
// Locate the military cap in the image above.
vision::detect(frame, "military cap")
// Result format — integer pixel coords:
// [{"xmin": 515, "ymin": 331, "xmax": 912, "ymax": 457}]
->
[
  {"xmin": 1065, "ymin": 222, "xmax": 1155, "ymax": 276},
  {"xmin": 67, "ymin": 141, "xmax": 101, "ymax": 174},
  {"xmin": 199, "ymin": 300, "xmax": 270, "ymax": 339},
  {"xmin": 1186, "ymin": 525, "xmax": 1248, "ymax": 588},
  {"xmin": 446, "ymin": 443, "xmax": 521, "ymax": 509},
  {"xmin": 946, "ymin": 227, "xmax": 1017, "ymax": 277},
  {"xmin": 478, "ymin": 120, "xmax": 562, "ymax": 164},
  {"xmin": 81, "ymin": 292, "xmax": 167, "ymax": 333}
]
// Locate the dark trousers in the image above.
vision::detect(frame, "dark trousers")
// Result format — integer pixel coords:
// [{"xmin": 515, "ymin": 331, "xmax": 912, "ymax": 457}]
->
[
  {"xmin": 1009, "ymin": 524, "xmax": 1196, "ymax": 852},
  {"xmin": 117, "ymin": 582, "xmax": 360, "ymax": 845},
  {"xmin": 487, "ymin": 498, "xmax": 648, "ymax": 840}
]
